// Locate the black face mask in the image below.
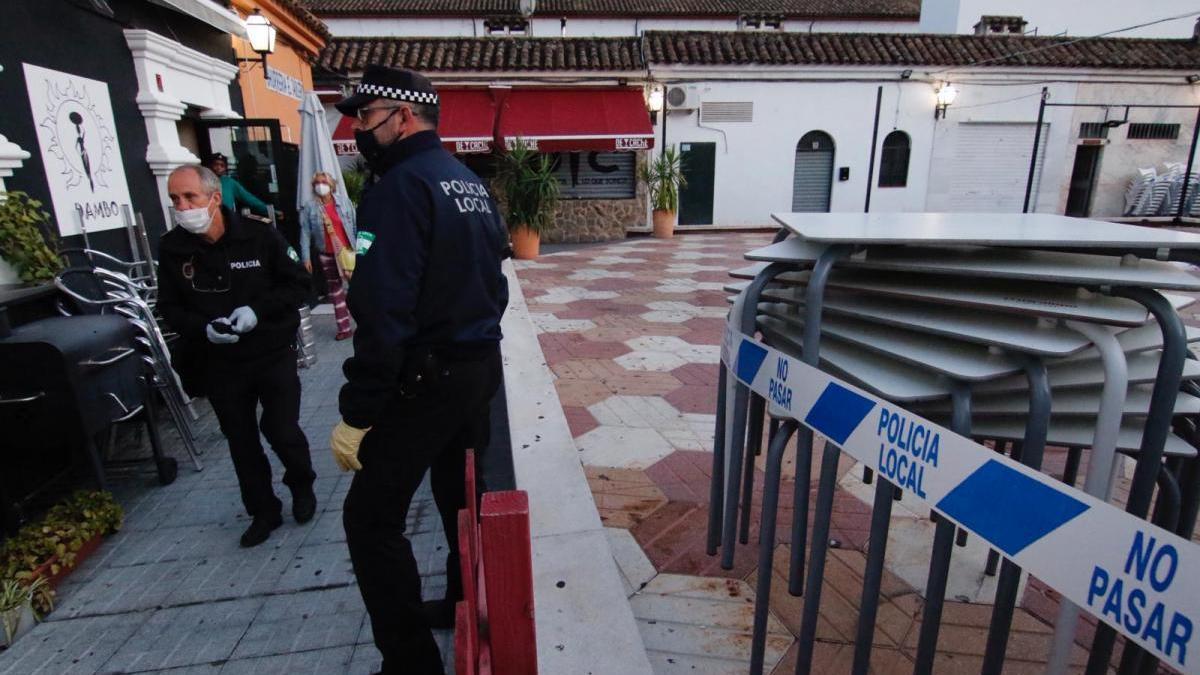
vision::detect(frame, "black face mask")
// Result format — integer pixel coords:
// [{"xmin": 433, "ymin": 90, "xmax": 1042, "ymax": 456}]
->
[{"xmin": 354, "ymin": 108, "xmax": 401, "ymax": 171}]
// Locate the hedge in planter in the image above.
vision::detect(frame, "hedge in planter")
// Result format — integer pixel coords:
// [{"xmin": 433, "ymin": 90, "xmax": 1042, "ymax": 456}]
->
[{"xmin": 0, "ymin": 490, "xmax": 124, "ymax": 614}]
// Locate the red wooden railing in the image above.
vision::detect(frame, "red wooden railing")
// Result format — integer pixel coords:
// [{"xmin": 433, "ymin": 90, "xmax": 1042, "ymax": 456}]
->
[{"xmin": 455, "ymin": 451, "xmax": 538, "ymax": 675}]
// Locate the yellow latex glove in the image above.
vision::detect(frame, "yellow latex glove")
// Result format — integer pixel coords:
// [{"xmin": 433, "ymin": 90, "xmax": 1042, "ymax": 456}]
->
[{"xmin": 330, "ymin": 421, "xmax": 370, "ymax": 472}]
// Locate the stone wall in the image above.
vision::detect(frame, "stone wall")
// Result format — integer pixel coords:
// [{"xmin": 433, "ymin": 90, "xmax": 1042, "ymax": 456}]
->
[{"xmin": 542, "ymin": 152, "xmax": 649, "ymax": 244}]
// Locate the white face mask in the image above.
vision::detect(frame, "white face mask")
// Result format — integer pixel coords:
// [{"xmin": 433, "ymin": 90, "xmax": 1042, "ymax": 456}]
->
[
  {"xmin": 314, "ymin": 183, "xmax": 332, "ymax": 197},
  {"xmin": 174, "ymin": 196, "xmax": 216, "ymax": 234}
]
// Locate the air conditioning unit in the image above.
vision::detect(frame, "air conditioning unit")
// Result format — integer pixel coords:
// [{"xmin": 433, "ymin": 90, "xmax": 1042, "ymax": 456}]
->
[{"xmin": 665, "ymin": 85, "xmax": 699, "ymax": 111}]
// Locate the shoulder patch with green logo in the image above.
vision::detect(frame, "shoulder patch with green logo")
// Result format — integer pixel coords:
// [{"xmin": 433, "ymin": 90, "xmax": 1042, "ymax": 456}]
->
[
  {"xmin": 286, "ymin": 246, "xmax": 299, "ymax": 262},
  {"xmin": 356, "ymin": 231, "xmax": 376, "ymax": 256}
]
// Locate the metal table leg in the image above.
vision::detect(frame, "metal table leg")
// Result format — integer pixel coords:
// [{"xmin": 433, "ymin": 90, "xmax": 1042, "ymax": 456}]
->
[
  {"xmin": 707, "ymin": 364, "xmax": 728, "ymax": 555},
  {"xmin": 787, "ymin": 245, "xmax": 854, "ymax": 598},
  {"xmin": 721, "ymin": 263, "xmax": 791, "ymax": 569},
  {"xmin": 749, "ymin": 420, "xmax": 800, "ymax": 674},
  {"xmin": 982, "ymin": 355, "xmax": 1051, "ymax": 675},
  {"xmin": 1085, "ymin": 288, "xmax": 1187, "ymax": 675},
  {"xmin": 912, "ymin": 382, "xmax": 972, "ymax": 675},
  {"xmin": 741, "ymin": 394, "xmax": 767, "ymax": 543},
  {"xmin": 1045, "ymin": 320, "xmax": 1127, "ymax": 674}
]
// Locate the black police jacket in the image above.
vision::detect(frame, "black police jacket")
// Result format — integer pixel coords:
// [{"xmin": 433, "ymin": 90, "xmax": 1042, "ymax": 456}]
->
[
  {"xmin": 339, "ymin": 130, "xmax": 509, "ymax": 429},
  {"xmin": 157, "ymin": 208, "xmax": 309, "ymax": 390}
]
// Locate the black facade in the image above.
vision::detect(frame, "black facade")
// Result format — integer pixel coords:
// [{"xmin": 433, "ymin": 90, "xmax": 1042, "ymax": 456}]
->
[{"xmin": 0, "ymin": 0, "xmax": 244, "ymax": 257}]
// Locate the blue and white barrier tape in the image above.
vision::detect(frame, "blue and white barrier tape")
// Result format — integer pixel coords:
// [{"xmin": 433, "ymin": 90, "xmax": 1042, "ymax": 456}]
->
[{"xmin": 722, "ymin": 325, "xmax": 1199, "ymax": 672}]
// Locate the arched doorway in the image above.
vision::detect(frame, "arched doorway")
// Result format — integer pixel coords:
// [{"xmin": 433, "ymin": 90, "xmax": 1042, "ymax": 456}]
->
[{"xmin": 792, "ymin": 131, "xmax": 835, "ymax": 212}]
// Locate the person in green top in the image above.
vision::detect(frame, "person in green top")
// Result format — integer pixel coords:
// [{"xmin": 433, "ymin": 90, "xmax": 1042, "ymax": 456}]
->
[{"xmin": 203, "ymin": 153, "xmax": 273, "ymax": 218}]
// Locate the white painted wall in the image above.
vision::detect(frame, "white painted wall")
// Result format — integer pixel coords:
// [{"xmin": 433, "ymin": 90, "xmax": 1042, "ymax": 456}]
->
[
  {"xmin": 921, "ymin": 0, "xmax": 1200, "ymax": 37},
  {"xmin": 323, "ymin": 16, "xmax": 916, "ymax": 38},
  {"xmin": 656, "ymin": 77, "xmax": 935, "ymax": 226},
  {"xmin": 653, "ymin": 72, "xmax": 1199, "ymax": 225},
  {"xmin": 1067, "ymin": 83, "xmax": 1200, "ymax": 216}
]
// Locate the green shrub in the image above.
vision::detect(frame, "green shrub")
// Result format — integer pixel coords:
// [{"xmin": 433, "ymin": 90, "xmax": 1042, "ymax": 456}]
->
[
  {"xmin": 0, "ymin": 490, "xmax": 123, "ymax": 614},
  {"xmin": 0, "ymin": 192, "xmax": 62, "ymax": 283},
  {"xmin": 494, "ymin": 141, "xmax": 560, "ymax": 235}
]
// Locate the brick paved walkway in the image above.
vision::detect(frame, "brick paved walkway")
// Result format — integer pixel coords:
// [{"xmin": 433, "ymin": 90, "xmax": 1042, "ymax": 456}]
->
[
  {"xmin": 0, "ymin": 318, "xmax": 454, "ymax": 675},
  {"xmin": 514, "ymin": 233, "xmax": 1140, "ymax": 674}
]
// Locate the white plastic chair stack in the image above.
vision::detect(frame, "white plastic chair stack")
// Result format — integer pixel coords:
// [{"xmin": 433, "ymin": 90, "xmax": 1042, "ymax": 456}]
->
[{"xmin": 1124, "ymin": 168, "xmax": 1156, "ymax": 216}]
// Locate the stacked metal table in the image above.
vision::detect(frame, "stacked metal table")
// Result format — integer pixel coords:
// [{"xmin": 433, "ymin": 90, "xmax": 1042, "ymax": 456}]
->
[{"xmin": 709, "ymin": 213, "xmax": 1200, "ymax": 675}]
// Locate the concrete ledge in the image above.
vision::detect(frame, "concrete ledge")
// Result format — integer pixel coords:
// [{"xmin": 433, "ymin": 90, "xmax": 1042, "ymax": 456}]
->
[{"xmin": 500, "ymin": 260, "xmax": 654, "ymax": 675}]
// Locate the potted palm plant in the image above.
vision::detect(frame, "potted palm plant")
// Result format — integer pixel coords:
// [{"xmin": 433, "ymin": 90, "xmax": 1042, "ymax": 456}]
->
[
  {"xmin": 640, "ymin": 146, "xmax": 686, "ymax": 239},
  {"xmin": 496, "ymin": 141, "xmax": 559, "ymax": 260}
]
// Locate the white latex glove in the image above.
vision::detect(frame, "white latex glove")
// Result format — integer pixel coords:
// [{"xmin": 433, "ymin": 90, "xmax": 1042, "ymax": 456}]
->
[
  {"xmin": 206, "ymin": 319, "xmax": 240, "ymax": 344},
  {"xmin": 229, "ymin": 306, "xmax": 258, "ymax": 334}
]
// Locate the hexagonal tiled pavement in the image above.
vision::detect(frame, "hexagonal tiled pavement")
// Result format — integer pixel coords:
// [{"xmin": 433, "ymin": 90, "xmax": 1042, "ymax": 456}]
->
[{"xmin": 512, "ymin": 231, "xmax": 1135, "ymax": 674}]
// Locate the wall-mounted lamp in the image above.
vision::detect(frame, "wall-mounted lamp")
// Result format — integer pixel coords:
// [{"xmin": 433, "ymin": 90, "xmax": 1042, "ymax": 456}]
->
[
  {"xmin": 646, "ymin": 85, "xmax": 664, "ymax": 124},
  {"xmin": 1187, "ymin": 74, "xmax": 1200, "ymax": 84},
  {"xmin": 238, "ymin": 10, "xmax": 277, "ymax": 77},
  {"xmin": 934, "ymin": 82, "xmax": 958, "ymax": 119},
  {"xmin": 900, "ymin": 69, "xmax": 913, "ymax": 80}
]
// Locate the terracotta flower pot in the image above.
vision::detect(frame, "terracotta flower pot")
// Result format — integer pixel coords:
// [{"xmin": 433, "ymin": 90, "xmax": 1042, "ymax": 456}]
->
[
  {"xmin": 511, "ymin": 225, "xmax": 541, "ymax": 260},
  {"xmin": 652, "ymin": 209, "xmax": 676, "ymax": 239}
]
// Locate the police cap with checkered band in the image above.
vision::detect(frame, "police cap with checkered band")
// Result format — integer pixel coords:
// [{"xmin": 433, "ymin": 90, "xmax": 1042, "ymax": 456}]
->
[{"xmin": 335, "ymin": 65, "xmax": 439, "ymax": 116}]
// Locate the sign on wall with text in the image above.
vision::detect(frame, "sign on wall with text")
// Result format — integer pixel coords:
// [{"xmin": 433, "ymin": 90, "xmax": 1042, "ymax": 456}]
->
[{"xmin": 23, "ymin": 63, "xmax": 132, "ymax": 237}]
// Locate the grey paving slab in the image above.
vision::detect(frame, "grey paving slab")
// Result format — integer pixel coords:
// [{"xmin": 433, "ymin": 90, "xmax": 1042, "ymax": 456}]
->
[
  {"xmin": 349, "ymin": 627, "xmax": 454, "ymax": 675},
  {"xmin": 299, "ymin": 508, "xmax": 348, "ymax": 546},
  {"xmin": 272, "ymin": 543, "xmax": 357, "ymax": 594},
  {"xmin": 165, "ymin": 547, "xmax": 295, "ymax": 605},
  {"xmin": 52, "ymin": 559, "xmax": 197, "ymax": 619},
  {"xmin": 101, "ymin": 598, "xmax": 263, "ymax": 673},
  {"xmin": 0, "ymin": 612, "xmax": 148, "ymax": 675},
  {"xmin": 229, "ymin": 586, "xmax": 364, "ymax": 660},
  {"xmin": 220, "ymin": 646, "xmax": 355, "ymax": 674},
  {"xmin": 101, "ymin": 522, "xmax": 302, "ymax": 569},
  {"xmin": 0, "ymin": 318, "xmax": 462, "ymax": 674}
]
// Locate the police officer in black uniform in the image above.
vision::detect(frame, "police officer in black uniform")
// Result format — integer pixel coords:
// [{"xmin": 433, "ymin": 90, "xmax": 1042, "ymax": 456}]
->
[
  {"xmin": 328, "ymin": 66, "xmax": 508, "ymax": 675},
  {"xmin": 158, "ymin": 164, "xmax": 317, "ymax": 548}
]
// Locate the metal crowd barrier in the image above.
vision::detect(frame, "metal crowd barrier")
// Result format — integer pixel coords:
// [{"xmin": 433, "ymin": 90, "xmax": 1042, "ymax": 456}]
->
[{"xmin": 707, "ymin": 213, "xmax": 1200, "ymax": 675}]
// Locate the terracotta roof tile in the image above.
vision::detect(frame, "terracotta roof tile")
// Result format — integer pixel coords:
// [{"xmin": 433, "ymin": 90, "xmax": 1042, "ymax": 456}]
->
[
  {"xmin": 318, "ymin": 32, "xmax": 1200, "ymax": 74},
  {"xmin": 300, "ymin": 0, "xmax": 919, "ymax": 19},
  {"xmin": 644, "ymin": 31, "xmax": 1200, "ymax": 69},
  {"xmin": 320, "ymin": 36, "xmax": 645, "ymax": 72}
]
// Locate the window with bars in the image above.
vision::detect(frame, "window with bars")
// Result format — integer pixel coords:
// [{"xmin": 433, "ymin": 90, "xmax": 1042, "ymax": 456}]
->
[
  {"xmin": 1127, "ymin": 123, "xmax": 1180, "ymax": 140},
  {"xmin": 1079, "ymin": 123, "xmax": 1109, "ymax": 139},
  {"xmin": 878, "ymin": 130, "xmax": 911, "ymax": 188},
  {"xmin": 485, "ymin": 17, "xmax": 528, "ymax": 35}
]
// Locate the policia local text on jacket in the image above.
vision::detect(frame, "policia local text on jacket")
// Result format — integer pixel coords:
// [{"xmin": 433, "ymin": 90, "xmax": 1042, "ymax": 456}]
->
[
  {"xmin": 157, "ymin": 204, "xmax": 317, "ymax": 543},
  {"xmin": 337, "ymin": 128, "xmax": 508, "ymax": 674}
]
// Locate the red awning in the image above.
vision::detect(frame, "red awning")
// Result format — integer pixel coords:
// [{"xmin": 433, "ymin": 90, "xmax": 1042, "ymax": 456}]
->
[
  {"xmin": 330, "ymin": 89, "xmax": 496, "ymax": 155},
  {"xmin": 497, "ymin": 88, "xmax": 654, "ymax": 153}
]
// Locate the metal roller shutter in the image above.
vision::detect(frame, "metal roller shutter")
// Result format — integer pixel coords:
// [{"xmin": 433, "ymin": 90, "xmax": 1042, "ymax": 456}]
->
[
  {"xmin": 949, "ymin": 122, "xmax": 1049, "ymax": 212},
  {"xmin": 792, "ymin": 140, "xmax": 834, "ymax": 212}
]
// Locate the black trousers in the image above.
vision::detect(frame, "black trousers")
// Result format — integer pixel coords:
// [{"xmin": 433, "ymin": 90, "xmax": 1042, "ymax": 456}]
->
[
  {"xmin": 207, "ymin": 347, "xmax": 315, "ymax": 518},
  {"xmin": 343, "ymin": 346, "xmax": 501, "ymax": 675}
]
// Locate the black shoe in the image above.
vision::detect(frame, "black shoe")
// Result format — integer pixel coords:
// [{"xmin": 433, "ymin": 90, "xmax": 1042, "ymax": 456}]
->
[
  {"xmin": 292, "ymin": 484, "xmax": 317, "ymax": 524},
  {"xmin": 240, "ymin": 513, "xmax": 283, "ymax": 547},
  {"xmin": 421, "ymin": 599, "xmax": 456, "ymax": 629}
]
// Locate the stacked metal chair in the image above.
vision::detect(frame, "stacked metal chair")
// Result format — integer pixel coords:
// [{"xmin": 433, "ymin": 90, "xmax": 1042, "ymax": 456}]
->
[{"xmin": 54, "ymin": 249, "xmax": 202, "ymax": 472}]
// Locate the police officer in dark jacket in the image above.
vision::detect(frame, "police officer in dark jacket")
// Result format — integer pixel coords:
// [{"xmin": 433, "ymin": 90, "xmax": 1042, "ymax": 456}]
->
[
  {"xmin": 329, "ymin": 66, "xmax": 508, "ymax": 675},
  {"xmin": 158, "ymin": 164, "xmax": 317, "ymax": 548}
]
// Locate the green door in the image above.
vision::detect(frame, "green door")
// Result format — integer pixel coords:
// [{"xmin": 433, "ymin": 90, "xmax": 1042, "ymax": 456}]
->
[{"xmin": 678, "ymin": 142, "xmax": 715, "ymax": 225}]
